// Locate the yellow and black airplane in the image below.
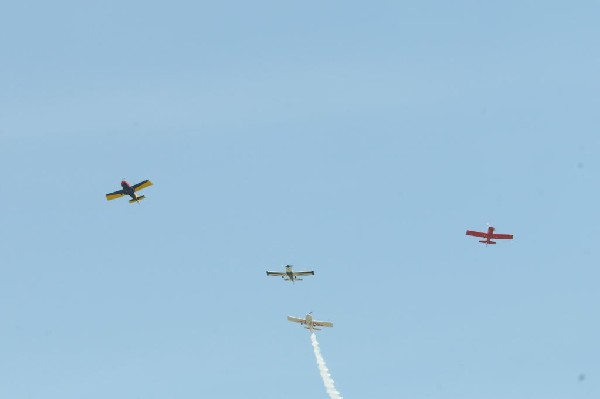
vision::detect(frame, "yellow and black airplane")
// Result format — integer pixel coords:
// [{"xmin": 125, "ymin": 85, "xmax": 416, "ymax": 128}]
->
[{"xmin": 106, "ymin": 179, "xmax": 153, "ymax": 204}]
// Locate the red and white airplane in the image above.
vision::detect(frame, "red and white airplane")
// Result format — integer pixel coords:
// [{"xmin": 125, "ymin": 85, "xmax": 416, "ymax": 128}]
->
[{"xmin": 466, "ymin": 225, "xmax": 513, "ymax": 245}]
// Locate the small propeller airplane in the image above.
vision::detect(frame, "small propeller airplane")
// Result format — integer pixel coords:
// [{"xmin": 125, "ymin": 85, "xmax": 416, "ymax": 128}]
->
[
  {"xmin": 466, "ymin": 224, "xmax": 513, "ymax": 245},
  {"xmin": 106, "ymin": 179, "xmax": 153, "ymax": 204},
  {"xmin": 287, "ymin": 312, "xmax": 333, "ymax": 332},
  {"xmin": 266, "ymin": 265, "xmax": 314, "ymax": 283}
]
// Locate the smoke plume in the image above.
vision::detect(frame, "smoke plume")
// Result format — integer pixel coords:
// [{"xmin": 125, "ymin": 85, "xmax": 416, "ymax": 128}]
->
[{"xmin": 310, "ymin": 332, "xmax": 343, "ymax": 399}]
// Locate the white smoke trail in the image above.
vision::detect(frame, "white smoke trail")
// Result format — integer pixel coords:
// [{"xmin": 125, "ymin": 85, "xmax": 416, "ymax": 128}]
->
[{"xmin": 310, "ymin": 332, "xmax": 343, "ymax": 399}]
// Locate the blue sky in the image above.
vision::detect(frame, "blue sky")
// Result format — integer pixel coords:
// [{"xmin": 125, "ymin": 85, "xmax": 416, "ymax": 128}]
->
[{"xmin": 1, "ymin": 1, "xmax": 600, "ymax": 398}]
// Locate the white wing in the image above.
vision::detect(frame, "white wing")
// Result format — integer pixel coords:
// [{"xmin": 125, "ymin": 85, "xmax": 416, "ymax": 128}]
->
[
  {"xmin": 313, "ymin": 320, "xmax": 333, "ymax": 328},
  {"xmin": 293, "ymin": 271, "xmax": 315, "ymax": 276},
  {"xmin": 266, "ymin": 271, "xmax": 285, "ymax": 276},
  {"xmin": 287, "ymin": 316, "xmax": 306, "ymax": 324}
]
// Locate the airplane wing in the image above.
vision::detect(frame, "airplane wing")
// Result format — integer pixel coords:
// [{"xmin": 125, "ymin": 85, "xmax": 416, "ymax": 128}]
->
[
  {"xmin": 106, "ymin": 190, "xmax": 125, "ymax": 201},
  {"xmin": 266, "ymin": 271, "xmax": 285, "ymax": 276},
  {"xmin": 132, "ymin": 180, "xmax": 153, "ymax": 192},
  {"xmin": 490, "ymin": 233, "xmax": 513, "ymax": 240},
  {"xmin": 466, "ymin": 230, "xmax": 488, "ymax": 238},
  {"xmin": 313, "ymin": 320, "xmax": 333, "ymax": 328},
  {"xmin": 293, "ymin": 271, "xmax": 315, "ymax": 276},
  {"xmin": 287, "ymin": 316, "xmax": 306, "ymax": 324}
]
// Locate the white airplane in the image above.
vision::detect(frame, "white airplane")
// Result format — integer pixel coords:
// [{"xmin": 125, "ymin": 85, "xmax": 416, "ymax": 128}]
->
[
  {"xmin": 287, "ymin": 312, "xmax": 333, "ymax": 331},
  {"xmin": 266, "ymin": 265, "xmax": 314, "ymax": 283}
]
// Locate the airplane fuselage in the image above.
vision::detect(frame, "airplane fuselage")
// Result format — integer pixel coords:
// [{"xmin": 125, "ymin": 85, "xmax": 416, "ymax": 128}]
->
[
  {"xmin": 285, "ymin": 265, "xmax": 295, "ymax": 281},
  {"xmin": 482, "ymin": 226, "xmax": 495, "ymax": 244},
  {"xmin": 121, "ymin": 181, "xmax": 139, "ymax": 201},
  {"xmin": 305, "ymin": 313, "xmax": 313, "ymax": 327}
]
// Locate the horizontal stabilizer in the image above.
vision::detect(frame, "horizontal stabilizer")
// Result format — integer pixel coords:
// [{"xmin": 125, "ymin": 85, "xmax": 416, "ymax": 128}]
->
[{"xmin": 129, "ymin": 195, "xmax": 146, "ymax": 204}]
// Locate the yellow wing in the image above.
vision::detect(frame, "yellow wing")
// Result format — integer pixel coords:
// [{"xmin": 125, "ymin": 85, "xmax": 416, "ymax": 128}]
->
[
  {"xmin": 106, "ymin": 190, "xmax": 125, "ymax": 201},
  {"xmin": 133, "ymin": 180, "xmax": 153, "ymax": 192}
]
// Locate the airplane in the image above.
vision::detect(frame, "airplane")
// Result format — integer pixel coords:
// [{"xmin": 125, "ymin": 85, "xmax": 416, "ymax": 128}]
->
[
  {"xmin": 287, "ymin": 312, "xmax": 333, "ymax": 332},
  {"xmin": 266, "ymin": 265, "xmax": 314, "ymax": 283},
  {"xmin": 466, "ymin": 225, "xmax": 513, "ymax": 245},
  {"xmin": 106, "ymin": 179, "xmax": 153, "ymax": 204}
]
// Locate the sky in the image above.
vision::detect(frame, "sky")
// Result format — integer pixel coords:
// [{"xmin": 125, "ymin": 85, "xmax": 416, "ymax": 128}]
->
[{"xmin": 1, "ymin": 1, "xmax": 600, "ymax": 398}]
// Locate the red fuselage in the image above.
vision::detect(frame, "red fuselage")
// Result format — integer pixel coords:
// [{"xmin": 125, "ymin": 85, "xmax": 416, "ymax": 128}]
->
[{"xmin": 482, "ymin": 226, "xmax": 495, "ymax": 244}]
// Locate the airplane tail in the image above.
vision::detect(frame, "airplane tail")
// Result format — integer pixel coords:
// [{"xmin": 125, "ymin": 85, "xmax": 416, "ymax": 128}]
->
[
  {"xmin": 305, "ymin": 326, "xmax": 321, "ymax": 331},
  {"xmin": 479, "ymin": 240, "xmax": 496, "ymax": 245},
  {"xmin": 129, "ymin": 195, "xmax": 146, "ymax": 204}
]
